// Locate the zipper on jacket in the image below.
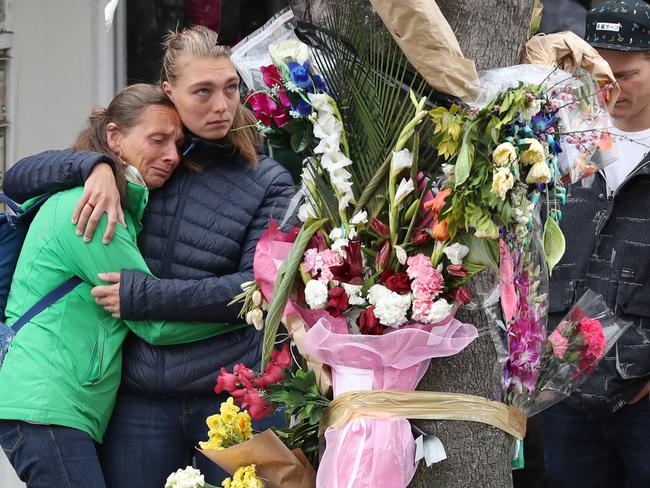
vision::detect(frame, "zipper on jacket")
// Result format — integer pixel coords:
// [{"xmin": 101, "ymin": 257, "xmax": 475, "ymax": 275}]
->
[{"xmin": 161, "ymin": 174, "xmax": 192, "ymax": 278}]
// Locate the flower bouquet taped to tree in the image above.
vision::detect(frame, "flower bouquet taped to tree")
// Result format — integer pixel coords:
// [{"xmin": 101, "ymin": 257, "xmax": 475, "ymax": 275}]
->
[{"xmin": 225, "ymin": 3, "xmax": 629, "ymax": 486}]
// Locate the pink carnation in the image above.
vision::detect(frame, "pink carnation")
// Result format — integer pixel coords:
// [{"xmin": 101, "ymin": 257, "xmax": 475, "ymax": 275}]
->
[
  {"xmin": 303, "ymin": 248, "xmax": 343, "ymax": 283},
  {"xmin": 578, "ymin": 317, "xmax": 606, "ymax": 359},
  {"xmin": 548, "ymin": 329, "xmax": 569, "ymax": 359}
]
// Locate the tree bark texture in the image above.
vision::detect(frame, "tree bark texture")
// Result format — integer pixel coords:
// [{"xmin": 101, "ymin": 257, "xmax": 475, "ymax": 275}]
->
[{"xmin": 288, "ymin": 1, "xmax": 534, "ymax": 487}]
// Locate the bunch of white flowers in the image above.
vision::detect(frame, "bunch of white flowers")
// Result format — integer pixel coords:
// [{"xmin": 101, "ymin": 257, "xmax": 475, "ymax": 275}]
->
[
  {"xmin": 165, "ymin": 467, "xmax": 205, "ymax": 488},
  {"xmin": 307, "ymin": 92, "xmax": 355, "ymax": 215},
  {"xmin": 367, "ymin": 284, "xmax": 411, "ymax": 328},
  {"xmin": 305, "ymin": 279, "xmax": 329, "ymax": 309}
]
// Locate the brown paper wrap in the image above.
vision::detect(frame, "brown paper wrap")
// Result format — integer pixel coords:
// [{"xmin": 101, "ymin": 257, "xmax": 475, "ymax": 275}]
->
[
  {"xmin": 368, "ymin": 0, "xmax": 479, "ymax": 101},
  {"xmin": 321, "ymin": 390, "xmax": 527, "ymax": 440},
  {"xmin": 285, "ymin": 314, "xmax": 332, "ymax": 396},
  {"xmin": 523, "ymin": 31, "xmax": 620, "ymax": 110},
  {"xmin": 198, "ymin": 430, "xmax": 316, "ymax": 488}
]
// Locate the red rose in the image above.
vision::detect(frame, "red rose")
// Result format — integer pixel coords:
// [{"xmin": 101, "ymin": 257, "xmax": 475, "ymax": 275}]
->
[
  {"xmin": 358, "ymin": 306, "xmax": 383, "ymax": 335},
  {"xmin": 381, "ymin": 270, "xmax": 411, "ymax": 293},
  {"xmin": 452, "ymin": 287, "xmax": 472, "ymax": 305},
  {"xmin": 412, "ymin": 229, "xmax": 431, "ymax": 246},
  {"xmin": 271, "ymin": 344, "xmax": 292, "ymax": 368},
  {"xmin": 447, "ymin": 264, "xmax": 467, "ymax": 277},
  {"xmin": 326, "ymin": 286, "xmax": 349, "ymax": 317},
  {"xmin": 214, "ymin": 367, "xmax": 238, "ymax": 394}
]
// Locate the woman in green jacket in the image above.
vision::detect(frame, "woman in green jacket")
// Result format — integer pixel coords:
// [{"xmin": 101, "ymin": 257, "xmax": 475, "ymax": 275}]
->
[{"xmin": 0, "ymin": 84, "xmax": 242, "ymax": 488}]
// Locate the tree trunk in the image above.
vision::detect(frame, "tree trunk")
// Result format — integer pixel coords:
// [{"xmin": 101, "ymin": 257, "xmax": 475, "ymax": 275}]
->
[
  {"xmin": 288, "ymin": 1, "xmax": 534, "ymax": 486},
  {"xmin": 411, "ymin": 4, "xmax": 534, "ymax": 487}
]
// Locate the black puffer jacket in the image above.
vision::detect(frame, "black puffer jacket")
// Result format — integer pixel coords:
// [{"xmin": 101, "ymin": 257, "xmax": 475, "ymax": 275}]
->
[
  {"xmin": 3, "ymin": 139, "xmax": 294, "ymax": 397},
  {"xmin": 549, "ymin": 154, "xmax": 650, "ymax": 416}
]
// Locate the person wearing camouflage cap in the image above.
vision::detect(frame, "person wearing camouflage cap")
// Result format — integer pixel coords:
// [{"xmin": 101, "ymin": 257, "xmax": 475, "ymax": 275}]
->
[{"xmin": 544, "ymin": 1, "xmax": 650, "ymax": 487}]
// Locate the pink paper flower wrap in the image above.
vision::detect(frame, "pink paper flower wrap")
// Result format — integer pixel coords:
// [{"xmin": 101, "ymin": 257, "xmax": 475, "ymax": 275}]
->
[{"xmin": 301, "ymin": 316, "xmax": 478, "ymax": 488}]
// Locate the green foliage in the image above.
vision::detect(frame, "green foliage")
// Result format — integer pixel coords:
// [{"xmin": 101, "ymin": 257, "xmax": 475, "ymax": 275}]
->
[
  {"xmin": 268, "ymin": 369, "xmax": 330, "ymax": 468},
  {"xmin": 261, "ymin": 218, "xmax": 328, "ymax": 366},
  {"xmin": 543, "ymin": 216, "xmax": 566, "ymax": 275}
]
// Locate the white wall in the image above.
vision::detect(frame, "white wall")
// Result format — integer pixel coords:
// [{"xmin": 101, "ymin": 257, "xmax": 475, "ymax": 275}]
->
[
  {"xmin": 6, "ymin": 0, "xmax": 123, "ymax": 164},
  {"xmin": 1, "ymin": 1, "xmax": 123, "ymax": 486}
]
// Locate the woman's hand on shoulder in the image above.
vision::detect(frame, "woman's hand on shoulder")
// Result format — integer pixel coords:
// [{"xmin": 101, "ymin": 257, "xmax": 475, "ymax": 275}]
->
[{"xmin": 72, "ymin": 163, "xmax": 125, "ymax": 244}]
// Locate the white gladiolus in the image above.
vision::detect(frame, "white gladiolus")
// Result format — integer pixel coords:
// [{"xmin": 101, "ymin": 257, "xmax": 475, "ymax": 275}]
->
[
  {"xmin": 268, "ymin": 38, "xmax": 310, "ymax": 65},
  {"xmin": 350, "ymin": 211, "xmax": 368, "ymax": 225},
  {"xmin": 252, "ymin": 290, "xmax": 263, "ymax": 307},
  {"xmin": 390, "ymin": 148, "xmax": 413, "ymax": 176},
  {"xmin": 394, "ymin": 178, "xmax": 415, "ymax": 206},
  {"xmin": 297, "ymin": 201, "xmax": 316, "ymax": 222},
  {"xmin": 321, "ymin": 151, "xmax": 352, "ymax": 172},
  {"xmin": 305, "ymin": 280, "xmax": 329, "ymax": 309},
  {"xmin": 308, "ymin": 93, "xmax": 335, "ymax": 115},
  {"xmin": 394, "ymin": 245, "xmax": 408, "ymax": 265},
  {"xmin": 165, "ymin": 466, "xmax": 205, "ymax": 488},
  {"xmin": 331, "ymin": 238, "xmax": 349, "ymax": 258},
  {"xmin": 443, "ymin": 243, "xmax": 469, "ymax": 265},
  {"xmin": 313, "ymin": 113, "xmax": 343, "ymax": 140}
]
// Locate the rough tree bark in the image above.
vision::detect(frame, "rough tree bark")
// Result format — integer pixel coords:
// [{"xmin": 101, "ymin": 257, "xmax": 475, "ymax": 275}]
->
[{"xmin": 288, "ymin": 1, "xmax": 534, "ymax": 486}]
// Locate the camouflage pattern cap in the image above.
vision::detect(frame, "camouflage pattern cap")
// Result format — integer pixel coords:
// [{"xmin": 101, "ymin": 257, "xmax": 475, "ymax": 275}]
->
[{"xmin": 585, "ymin": 0, "xmax": 650, "ymax": 51}]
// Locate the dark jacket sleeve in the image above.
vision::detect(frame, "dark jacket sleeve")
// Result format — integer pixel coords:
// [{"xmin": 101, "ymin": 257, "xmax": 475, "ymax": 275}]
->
[
  {"xmin": 120, "ymin": 164, "xmax": 295, "ymax": 322},
  {"xmin": 2, "ymin": 150, "xmax": 116, "ymax": 203}
]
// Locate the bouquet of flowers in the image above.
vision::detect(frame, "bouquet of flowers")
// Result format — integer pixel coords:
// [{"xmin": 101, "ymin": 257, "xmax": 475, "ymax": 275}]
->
[
  {"xmin": 508, "ymin": 289, "xmax": 631, "ymax": 417},
  {"xmin": 197, "ymin": 396, "xmax": 316, "ymax": 488}
]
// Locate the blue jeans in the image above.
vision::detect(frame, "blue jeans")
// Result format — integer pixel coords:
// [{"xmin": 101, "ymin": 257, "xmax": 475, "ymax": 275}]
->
[
  {"xmin": 98, "ymin": 391, "xmax": 286, "ymax": 488},
  {"xmin": 0, "ymin": 420, "xmax": 105, "ymax": 488},
  {"xmin": 543, "ymin": 399, "xmax": 650, "ymax": 488}
]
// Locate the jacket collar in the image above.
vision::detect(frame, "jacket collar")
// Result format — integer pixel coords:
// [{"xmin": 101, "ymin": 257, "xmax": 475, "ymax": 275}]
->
[
  {"xmin": 124, "ymin": 181, "xmax": 148, "ymax": 233},
  {"xmin": 181, "ymin": 132, "xmax": 239, "ymax": 166}
]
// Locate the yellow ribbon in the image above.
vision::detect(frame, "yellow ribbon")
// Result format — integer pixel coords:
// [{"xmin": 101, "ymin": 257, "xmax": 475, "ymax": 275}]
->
[{"xmin": 320, "ymin": 390, "xmax": 527, "ymax": 440}]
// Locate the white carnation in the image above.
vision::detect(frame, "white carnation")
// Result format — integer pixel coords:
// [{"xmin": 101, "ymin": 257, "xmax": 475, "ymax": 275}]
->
[
  {"xmin": 367, "ymin": 284, "xmax": 411, "ymax": 328},
  {"xmin": 305, "ymin": 280, "xmax": 329, "ymax": 309},
  {"xmin": 165, "ymin": 466, "xmax": 205, "ymax": 488},
  {"xmin": 423, "ymin": 298, "xmax": 453, "ymax": 324},
  {"xmin": 342, "ymin": 283, "xmax": 365, "ymax": 305}
]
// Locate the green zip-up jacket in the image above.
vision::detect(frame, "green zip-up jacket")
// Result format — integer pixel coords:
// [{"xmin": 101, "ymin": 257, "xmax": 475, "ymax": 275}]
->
[{"xmin": 0, "ymin": 182, "xmax": 245, "ymax": 442}]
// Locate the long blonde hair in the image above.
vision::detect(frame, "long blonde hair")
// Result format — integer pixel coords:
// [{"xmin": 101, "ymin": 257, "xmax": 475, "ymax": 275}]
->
[{"xmin": 160, "ymin": 25, "xmax": 262, "ymax": 166}]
